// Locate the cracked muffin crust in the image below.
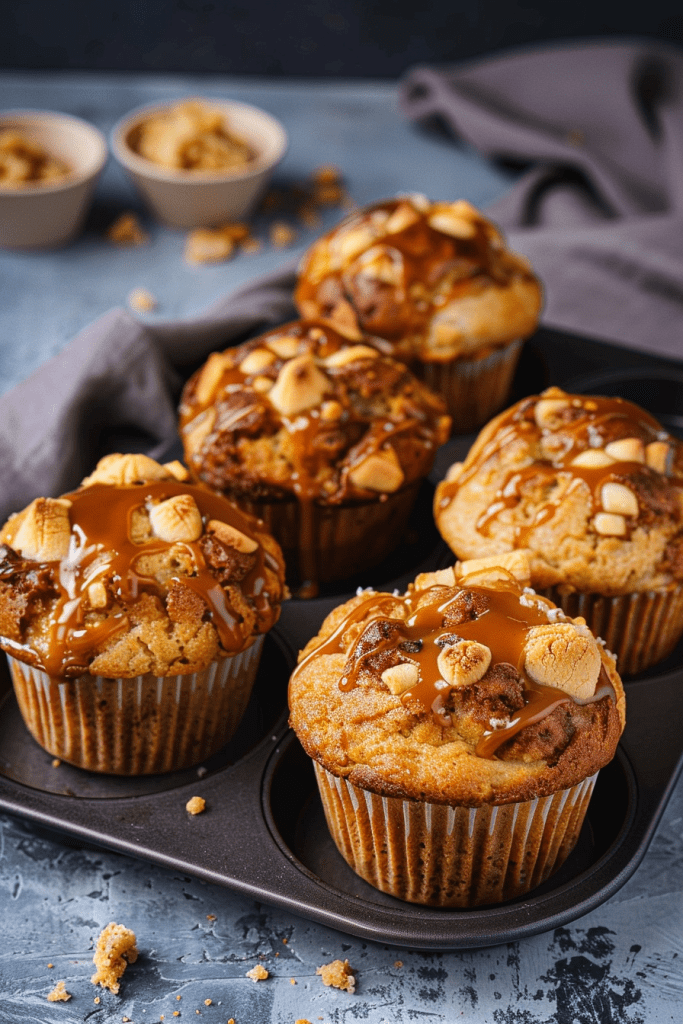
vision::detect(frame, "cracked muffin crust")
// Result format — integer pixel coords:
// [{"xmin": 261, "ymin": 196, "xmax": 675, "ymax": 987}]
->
[
  {"xmin": 179, "ymin": 318, "xmax": 450, "ymax": 590},
  {"xmin": 434, "ymin": 387, "xmax": 683, "ymax": 673},
  {"xmin": 294, "ymin": 195, "xmax": 542, "ymax": 431},
  {"xmin": 0, "ymin": 454, "xmax": 286, "ymax": 773},
  {"xmin": 289, "ymin": 557, "xmax": 624, "ymax": 906}
]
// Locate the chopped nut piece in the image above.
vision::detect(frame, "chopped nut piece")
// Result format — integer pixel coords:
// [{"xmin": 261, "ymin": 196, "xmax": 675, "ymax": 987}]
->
[
  {"xmin": 239, "ymin": 348, "xmax": 276, "ymax": 376},
  {"xmin": 195, "ymin": 351, "xmax": 229, "ymax": 405},
  {"xmin": 437, "ymin": 639, "xmax": 491, "ymax": 687},
  {"xmin": 207, "ymin": 519, "xmax": 259, "ymax": 554},
  {"xmin": 316, "ymin": 958, "xmax": 355, "ymax": 993},
  {"xmin": 82, "ymin": 453, "xmax": 171, "ymax": 487},
  {"xmin": 348, "ymin": 447, "xmax": 404, "ymax": 493},
  {"xmin": 107, "ymin": 211, "xmax": 148, "ymax": 245},
  {"xmin": 428, "ymin": 210, "xmax": 477, "ymax": 239},
  {"xmin": 325, "ymin": 344, "xmax": 379, "ymax": 367},
  {"xmin": 185, "ymin": 228, "xmax": 235, "ymax": 265},
  {"xmin": 335, "ymin": 225, "xmax": 376, "ymax": 263},
  {"xmin": 51, "ymin": 759, "xmax": 61, "ymax": 767},
  {"xmin": 449, "ymin": 199, "xmax": 480, "ymax": 220},
  {"xmin": 91, "ymin": 922, "xmax": 138, "ymax": 994},
  {"xmin": 320, "ymin": 399, "xmax": 343, "ymax": 421},
  {"xmin": 456, "ymin": 550, "xmax": 531, "ymax": 587},
  {"xmin": 88, "ymin": 581, "xmax": 109, "ymax": 610},
  {"xmin": 12, "ymin": 497, "xmax": 71, "ymax": 562},
  {"xmin": 600, "ymin": 482, "xmax": 639, "ymax": 517},
  {"xmin": 252, "ymin": 375, "xmax": 272, "ymax": 393},
  {"xmin": 150, "ymin": 494, "xmax": 203, "ymax": 543},
  {"xmin": 182, "ymin": 408, "xmax": 217, "ymax": 456},
  {"xmin": 128, "ymin": 287, "xmax": 157, "ymax": 312},
  {"xmin": 266, "ymin": 335, "xmax": 301, "ymax": 360},
  {"xmin": 534, "ymin": 397, "xmax": 570, "ymax": 429},
  {"xmin": 270, "ymin": 221, "xmax": 297, "ymax": 248},
  {"xmin": 47, "ymin": 980, "xmax": 71, "ymax": 1002},
  {"xmin": 246, "ymin": 964, "xmax": 269, "ymax": 981},
  {"xmin": 414, "ymin": 567, "xmax": 457, "ymax": 589},
  {"xmin": 186, "ymin": 795, "xmax": 206, "ymax": 815},
  {"xmin": 381, "ymin": 662, "xmax": 419, "ymax": 695},
  {"xmin": 163, "ymin": 460, "xmax": 191, "ymax": 481},
  {"xmin": 645, "ymin": 440, "xmax": 671, "ymax": 474},
  {"xmin": 384, "ymin": 201, "xmax": 421, "ymax": 234},
  {"xmin": 604, "ymin": 437, "xmax": 645, "ymax": 463},
  {"xmin": 269, "ymin": 354, "xmax": 330, "ymax": 416},
  {"xmin": 594, "ymin": 511, "xmax": 627, "ymax": 536},
  {"xmin": 525, "ymin": 623, "xmax": 601, "ymax": 700},
  {"xmin": 571, "ymin": 449, "xmax": 615, "ymax": 469}
]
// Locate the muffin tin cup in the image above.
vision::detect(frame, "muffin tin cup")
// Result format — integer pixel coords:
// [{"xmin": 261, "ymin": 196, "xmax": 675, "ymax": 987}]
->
[
  {"xmin": 313, "ymin": 762, "xmax": 598, "ymax": 908},
  {"xmin": 415, "ymin": 337, "xmax": 523, "ymax": 434},
  {"xmin": 237, "ymin": 481, "xmax": 422, "ymax": 587},
  {"xmin": 6, "ymin": 636, "xmax": 264, "ymax": 775},
  {"xmin": 536, "ymin": 585, "xmax": 683, "ymax": 676}
]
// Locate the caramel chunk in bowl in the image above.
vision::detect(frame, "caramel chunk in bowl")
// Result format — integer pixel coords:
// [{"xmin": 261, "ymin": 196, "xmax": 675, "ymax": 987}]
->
[{"xmin": 110, "ymin": 97, "xmax": 288, "ymax": 228}]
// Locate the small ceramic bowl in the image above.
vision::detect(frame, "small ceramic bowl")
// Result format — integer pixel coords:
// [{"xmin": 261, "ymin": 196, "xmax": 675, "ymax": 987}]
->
[
  {"xmin": 110, "ymin": 97, "xmax": 288, "ymax": 229},
  {"xmin": 0, "ymin": 110, "xmax": 107, "ymax": 249}
]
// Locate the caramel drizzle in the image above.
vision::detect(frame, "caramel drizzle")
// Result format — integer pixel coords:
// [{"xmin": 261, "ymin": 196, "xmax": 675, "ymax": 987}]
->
[
  {"xmin": 4, "ymin": 481, "xmax": 278, "ymax": 677},
  {"xmin": 293, "ymin": 581, "xmax": 614, "ymax": 760},
  {"xmin": 443, "ymin": 394, "xmax": 678, "ymax": 539}
]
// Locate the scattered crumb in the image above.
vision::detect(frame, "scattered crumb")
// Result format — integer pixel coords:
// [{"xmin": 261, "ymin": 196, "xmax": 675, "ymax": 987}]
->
[
  {"xmin": 394, "ymin": 960, "xmax": 403, "ymax": 968},
  {"xmin": 206, "ymin": 914, "xmax": 216, "ymax": 921},
  {"xmin": 51, "ymin": 758, "xmax": 61, "ymax": 767},
  {"xmin": 228, "ymin": 1019, "xmax": 235, "ymax": 1024},
  {"xmin": 128, "ymin": 287, "xmax": 157, "ymax": 313},
  {"xmin": 94, "ymin": 996, "xmax": 101, "ymax": 1004},
  {"xmin": 107, "ymin": 211, "xmax": 148, "ymax": 246},
  {"xmin": 47, "ymin": 980, "xmax": 71, "ymax": 1002},
  {"xmin": 246, "ymin": 964, "xmax": 269, "ymax": 982},
  {"xmin": 295, "ymin": 1020, "xmax": 313, "ymax": 1024},
  {"xmin": 91, "ymin": 922, "xmax": 138, "ymax": 994},
  {"xmin": 123, "ymin": 1018, "xmax": 131, "ymax": 1022},
  {"xmin": 173, "ymin": 1012, "xmax": 180, "ymax": 1018},
  {"xmin": 47, "ymin": 963, "xmax": 54, "ymax": 968},
  {"xmin": 204, "ymin": 999, "xmax": 212, "ymax": 1006},
  {"xmin": 185, "ymin": 228, "xmax": 235, "ymax": 264},
  {"xmin": 240, "ymin": 236, "xmax": 261, "ymax": 254},
  {"xmin": 290, "ymin": 978, "xmax": 296, "ymax": 985},
  {"xmin": 186, "ymin": 796, "xmax": 206, "ymax": 815},
  {"xmin": 197, "ymin": 766, "xmax": 208, "ymax": 778},
  {"xmin": 269, "ymin": 221, "xmax": 297, "ymax": 248},
  {"xmin": 176, "ymin": 994, "xmax": 182, "ymax": 1000},
  {"xmin": 282, "ymin": 937, "xmax": 288, "ymax": 944},
  {"xmin": 275, "ymin": 952, "xmax": 279, "ymax": 957},
  {"xmin": 312, "ymin": 164, "xmax": 341, "ymax": 185},
  {"xmin": 316, "ymin": 959, "xmax": 356, "ymax": 993}
]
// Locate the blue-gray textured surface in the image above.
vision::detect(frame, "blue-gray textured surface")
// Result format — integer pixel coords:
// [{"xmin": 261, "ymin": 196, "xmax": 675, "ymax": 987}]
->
[{"xmin": 0, "ymin": 73, "xmax": 682, "ymax": 1024}]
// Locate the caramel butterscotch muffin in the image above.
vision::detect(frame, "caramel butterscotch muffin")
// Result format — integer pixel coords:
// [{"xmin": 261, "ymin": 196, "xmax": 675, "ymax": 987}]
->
[
  {"xmin": 294, "ymin": 195, "xmax": 542, "ymax": 432},
  {"xmin": 289, "ymin": 555, "xmax": 625, "ymax": 907},
  {"xmin": 435, "ymin": 387, "xmax": 683, "ymax": 674},
  {"xmin": 179, "ymin": 319, "xmax": 450, "ymax": 593},
  {"xmin": 0, "ymin": 453, "xmax": 286, "ymax": 773}
]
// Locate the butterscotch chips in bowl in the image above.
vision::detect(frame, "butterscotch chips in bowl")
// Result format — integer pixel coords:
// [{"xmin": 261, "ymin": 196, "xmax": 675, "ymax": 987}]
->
[
  {"xmin": 288, "ymin": 557, "xmax": 625, "ymax": 907},
  {"xmin": 434, "ymin": 387, "xmax": 683, "ymax": 674},
  {"xmin": 178, "ymin": 319, "xmax": 451, "ymax": 593},
  {"xmin": 0, "ymin": 454, "xmax": 286, "ymax": 774},
  {"xmin": 294, "ymin": 195, "xmax": 542, "ymax": 432}
]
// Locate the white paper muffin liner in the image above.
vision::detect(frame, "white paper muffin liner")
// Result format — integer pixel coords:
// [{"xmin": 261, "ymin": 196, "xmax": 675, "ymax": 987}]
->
[
  {"xmin": 7, "ymin": 635, "xmax": 264, "ymax": 775},
  {"xmin": 415, "ymin": 337, "xmax": 523, "ymax": 434},
  {"xmin": 314, "ymin": 761, "xmax": 597, "ymax": 907},
  {"xmin": 537, "ymin": 584, "xmax": 683, "ymax": 676}
]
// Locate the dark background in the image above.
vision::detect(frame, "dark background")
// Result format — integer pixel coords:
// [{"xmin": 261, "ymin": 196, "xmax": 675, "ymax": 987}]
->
[{"xmin": 1, "ymin": 0, "xmax": 682, "ymax": 77}]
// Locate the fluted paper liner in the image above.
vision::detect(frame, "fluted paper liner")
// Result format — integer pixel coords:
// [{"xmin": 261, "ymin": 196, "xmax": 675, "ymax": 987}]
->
[
  {"xmin": 415, "ymin": 338, "xmax": 523, "ymax": 434},
  {"xmin": 314, "ymin": 761, "xmax": 597, "ymax": 907},
  {"xmin": 7, "ymin": 635, "xmax": 264, "ymax": 775},
  {"xmin": 537, "ymin": 584, "xmax": 683, "ymax": 676}
]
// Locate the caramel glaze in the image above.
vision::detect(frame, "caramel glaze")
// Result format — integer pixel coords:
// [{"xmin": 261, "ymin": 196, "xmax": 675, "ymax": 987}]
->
[
  {"xmin": 440, "ymin": 393, "xmax": 680, "ymax": 541},
  {"xmin": 292, "ymin": 580, "xmax": 614, "ymax": 760},
  {"xmin": 179, "ymin": 319, "xmax": 449, "ymax": 593},
  {"xmin": 295, "ymin": 198, "xmax": 531, "ymax": 345},
  {"xmin": 0, "ymin": 481, "xmax": 280, "ymax": 678}
]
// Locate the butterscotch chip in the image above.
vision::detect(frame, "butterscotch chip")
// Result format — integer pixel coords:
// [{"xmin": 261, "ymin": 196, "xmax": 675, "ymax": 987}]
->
[
  {"xmin": 246, "ymin": 964, "xmax": 269, "ymax": 981},
  {"xmin": 91, "ymin": 922, "xmax": 138, "ymax": 994},
  {"xmin": 128, "ymin": 287, "xmax": 157, "ymax": 312},
  {"xmin": 316, "ymin": 959, "xmax": 356, "ymax": 993},
  {"xmin": 186, "ymin": 796, "xmax": 206, "ymax": 815},
  {"xmin": 108, "ymin": 212, "xmax": 148, "ymax": 246},
  {"xmin": 47, "ymin": 980, "xmax": 71, "ymax": 1002}
]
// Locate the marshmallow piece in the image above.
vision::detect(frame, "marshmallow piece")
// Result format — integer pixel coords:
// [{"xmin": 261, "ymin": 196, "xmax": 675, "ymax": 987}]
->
[
  {"xmin": 82, "ymin": 453, "xmax": 171, "ymax": 487},
  {"xmin": 534, "ymin": 397, "xmax": 570, "ymax": 429},
  {"xmin": 601, "ymin": 482, "xmax": 639, "ymax": 517},
  {"xmin": 593, "ymin": 512, "xmax": 627, "ymax": 536},
  {"xmin": 239, "ymin": 348, "xmax": 276, "ymax": 375},
  {"xmin": 381, "ymin": 662, "xmax": 419, "ymax": 695},
  {"xmin": 163, "ymin": 460, "xmax": 190, "ymax": 481},
  {"xmin": 149, "ymin": 494, "xmax": 203, "ymax": 543},
  {"xmin": 571, "ymin": 449, "xmax": 616, "ymax": 469},
  {"xmin": 268, "ymin": 354, "xmax": 330, "ymax": 416},
  {"xmin": 524, "ymin": 623, "xmax": 601, "ymax": 700},
  {"xmin": 348, "ymin": 446, "xmax": 405, "ymax": 493},
  {"xmin": 428, "ymin": 210, "xmax": 477, "ymax": 239},
  {"xmin": 325, "ymin": 345, "xmax": 379, "ymax": 368},
  {"xmin": 437, "ymin": 639, "xmax": 492, "ymax": 687},
  {"xmin": 266, "ymin": 336, "xmax": 301, "ymax": 360},
  {"xmin": 194, "ymin": 352, "xmax": 229, "ymax": 405},
  {"xmin": 207, "ymin": 519, "xmax": 258, "ymax": 554},
  {"xmin": 645, "ymin": 440, "xmax": 672, "ymax": 474},
  {"xmin": 12, "ymin": 497, "xmax": 72, "ymax": 562},
  {"xmin": 604, "ymin": 437, "xmax": 645, "ymax": 463}
]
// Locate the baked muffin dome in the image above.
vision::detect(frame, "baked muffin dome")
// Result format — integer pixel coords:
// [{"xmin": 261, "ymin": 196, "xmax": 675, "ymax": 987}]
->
[
  {"xmin": 294, "ymin": 195, "xmax": 542, "ymax": 364},
  {"xmin": 0, "ymin": 453, "xmax": 286, "ymax": 679},
  {"xmin": 435, "ymin": 387, "xmax": 683, "ymax": 595},
  {"xmin": 179, "ymin": 318, "xmax": 450, "ymax": 505},
  {"xmin": 289, "ymin": 556, "xmax": 625, "ymax": 806}
]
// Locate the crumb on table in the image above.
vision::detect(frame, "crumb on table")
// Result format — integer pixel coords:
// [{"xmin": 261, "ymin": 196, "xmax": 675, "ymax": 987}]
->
[
  {"xmin": 128, "ymin": 287, "xmax": 157, "ymax": 312},
  {"xmin": 186, "ymin": 795, "xmax": 206, "ymax": 815},
  {"xmin": 46, "ymin": 979, "xmax": 71, "ymax": 1002},
  {"xmin": 316, "ymin": 958, "xmax": 356, "ymax": 993},
  {"xmin": 107, "ymin": 211, "xmax": 148, "ymax": 245},
  {"xmin": 91, "ymin": 922, "xmax": 138, "ymax": 994},
  {"xmin": 246, "ymin": 963, "xmax": 269, "ymax": 981},
  {"xmin": 269, "ymin": 221, "xmax": 297, "ymax": 248}
]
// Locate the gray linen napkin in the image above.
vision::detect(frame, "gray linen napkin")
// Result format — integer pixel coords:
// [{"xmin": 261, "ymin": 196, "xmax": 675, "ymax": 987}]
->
[
  {"xmin": 0, "ymin": 265, "xmax": 297, "ymax": 522},
  {"xmin": 400, "ymin": 40, "xmax": 683, "ymax": 362}
]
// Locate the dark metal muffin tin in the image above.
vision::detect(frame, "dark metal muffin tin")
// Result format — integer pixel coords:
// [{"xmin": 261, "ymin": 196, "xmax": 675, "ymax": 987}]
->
[{"xmin": 0, "ymin": 327, "xmax": 682, "ymax": 951}]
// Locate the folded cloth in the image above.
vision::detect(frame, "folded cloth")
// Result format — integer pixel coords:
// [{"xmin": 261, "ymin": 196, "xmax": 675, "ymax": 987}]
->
[
  {"xmin": 0, "ymin": 265, "xmax": 297, "ymax": 523},
  {"xmin": 400, "ymin": 40, "xmax": 683, "ymax": 361}
]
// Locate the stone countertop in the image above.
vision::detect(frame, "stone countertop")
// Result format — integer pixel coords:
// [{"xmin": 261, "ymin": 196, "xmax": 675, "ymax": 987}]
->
[{"xmin": 0, "ymin": 72, "xmax": 682, "ymax": 1024}]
